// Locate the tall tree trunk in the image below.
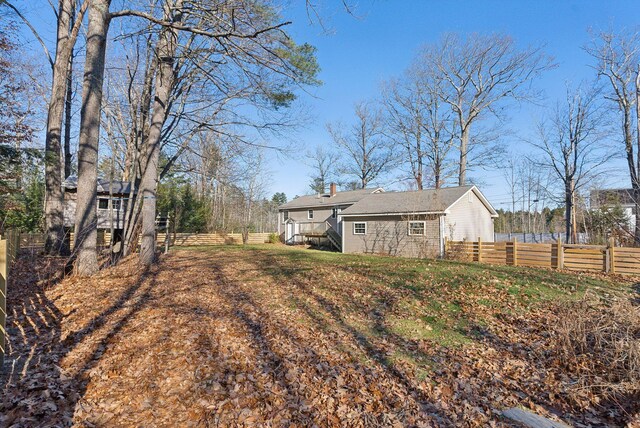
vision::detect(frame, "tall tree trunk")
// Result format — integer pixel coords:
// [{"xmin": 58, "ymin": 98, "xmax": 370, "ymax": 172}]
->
[
  {"xmin": 74, "ymin": 0, "xmax": 111, "ymax": 276},
  {"xmin": 433, "ymin": 156, "xmax": 441, "ymax": 190},
  {"xmin": 139, "ymin": 1, "xmax": 181, "ymax": 266},
  {"xmin": 634, "ymin": 69, "xmax": 640, "ymax": 245},
  {"xmin": 458, "ymin": 125, "xmax": 469, "ymax": 186},
  {"xmin": 121, "ymin": 42, "xmax": 156, "ymax": 258},
  {"xmin": 63, "ymin": 4, "xmax": 75, "ymax": 179},
  {"xmin": 44, "ymin": 0, "xmax": 76, "ymax": 256},
  {"xmin": 564, "ymin": 181, "xmax": 572, "ymax": 244}
]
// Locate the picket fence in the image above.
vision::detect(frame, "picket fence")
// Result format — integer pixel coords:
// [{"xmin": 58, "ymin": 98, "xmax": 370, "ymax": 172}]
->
[
  {"xmin": 1, "ymin": 229, "xmax": 20, "ymax": 366},
  {"xmin": 445, "ymin": 237, "xmax": 640, "ymax": 276}
]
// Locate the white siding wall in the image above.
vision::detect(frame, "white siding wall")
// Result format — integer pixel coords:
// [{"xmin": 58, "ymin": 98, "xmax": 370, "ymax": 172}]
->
[{"xmin": 444, "ymin": 190, "xmax": 494, "ymax": 242}]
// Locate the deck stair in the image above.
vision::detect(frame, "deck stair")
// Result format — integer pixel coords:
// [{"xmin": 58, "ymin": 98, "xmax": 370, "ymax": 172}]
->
[{"xmin": 326, "ymin": 227, "xmax": 342, "ymax": 252}]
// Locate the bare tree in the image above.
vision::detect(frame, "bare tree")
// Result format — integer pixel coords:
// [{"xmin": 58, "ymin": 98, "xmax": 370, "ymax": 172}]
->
[
  {"xmin": 74, "ymin": 0, "xmax": 111, "ymax": 276},
  {"xmin": 138, "ymin": 0, "xmax": 182, "ymax": 267},
  {"xmin": 382, "ymin": 64, "xmax": 456, "ymax": 189},
  {"xmin": 305, "ymin": 145, "xmax": 339, "ymax": 193},
  {"xmin": 420, "ymin": 33, "xmax": 554, "ymax": 185},
  {"xmin": 586, "ymin": 29, "xmax": 640, "ymax": 244},
  {"xmin": 2, "ymin": 0, "xmax": 89, "ymax": 255},
  {"xmin": 531, "ymin": 85, "xmax": 613, "ymax": 244},
  {"xmin": 327, "ymin": 101, "xmax": 394, "ymax": 188}
]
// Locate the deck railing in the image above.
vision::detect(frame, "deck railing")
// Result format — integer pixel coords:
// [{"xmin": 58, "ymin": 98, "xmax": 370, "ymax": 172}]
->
[{"xmin": 298, "ymin": 222, "xmax": 328, "ymax": 235}]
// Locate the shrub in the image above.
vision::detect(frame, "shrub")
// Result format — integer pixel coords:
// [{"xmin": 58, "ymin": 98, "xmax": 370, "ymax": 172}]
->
[
  {"xmin": 549, "ymin": 293, "xmax": 640, "ymax": 405},
  {"xmin": 268, "ymin": 233, "xmax": 280, "ymax": 244}
]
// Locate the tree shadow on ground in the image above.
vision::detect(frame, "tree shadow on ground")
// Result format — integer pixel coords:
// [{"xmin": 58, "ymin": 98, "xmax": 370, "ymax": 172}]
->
[
  {"xmin": 0, "ymin": 252, "xmax": 160, "ymax": 426},
  {"xmin": 202, "ymin": 254, "xmax": 448, "ymax": 426},
  {"xmin": 245, "ymin": 247, "xmax": 637, "ymax": 427},
  {"xmin": 244, "ymin": 250, "xmax": 459, "ymax": 424}
]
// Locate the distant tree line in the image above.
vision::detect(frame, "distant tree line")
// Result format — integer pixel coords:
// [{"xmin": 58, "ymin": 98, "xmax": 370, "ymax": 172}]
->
[{"xmin": 306, "ymin": 30, "xmax": 640, "ymax": 246}]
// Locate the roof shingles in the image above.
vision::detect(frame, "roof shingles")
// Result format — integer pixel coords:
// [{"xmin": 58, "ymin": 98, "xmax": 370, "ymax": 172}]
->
[
  {"xmin": 340, "ymin": 186, "xmax": 475, "ymax": 216},
  {"xmin": 279, "ymin": 188, "xmax": 383, "ymax": 209}
]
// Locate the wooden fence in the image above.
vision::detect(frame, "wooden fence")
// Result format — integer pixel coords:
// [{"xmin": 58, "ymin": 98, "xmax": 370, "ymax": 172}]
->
[
  {"xmin": 19, "ymin": 232, "xmax": 274, "ymax": 250},
  {"xmin": 1, "ymin": 229, "xmax": 20, "ymax": 367},
  {"xmin": 445, "ymin": 237, "xmax": 640, "ymax": 276}
]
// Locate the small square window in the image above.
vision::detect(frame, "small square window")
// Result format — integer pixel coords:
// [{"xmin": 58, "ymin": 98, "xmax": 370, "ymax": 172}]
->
[
  {"xmin": 332, "ymin": 208, "xmax": 337, "ymax": 219},
  {"xmin": 308, "ymin": 210, "xmax": 314, "ymax": 219},
  {"xmin": 112, "ymin": 199, "xmax": 122, "ymax": 210},
  {"xmin": 353, "ymin": 222, "xmax": 366, "ymax": 235},
  {"xmin": 408, "ymin": 221, "xmax": 425, "ymax": 236},
  {"xmin": 98, "ymin": 199, "xmax": 109, "ymax": 209},
  {"xmin": 284, "ymin": 211, "xmax": 289, "ymax": 220}
]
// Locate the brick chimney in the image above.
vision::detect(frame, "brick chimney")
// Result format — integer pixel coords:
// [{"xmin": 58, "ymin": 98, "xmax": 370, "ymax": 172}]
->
[{"xmin": 330, "ymin": 182, "xmax": 337, "ymax": 197}]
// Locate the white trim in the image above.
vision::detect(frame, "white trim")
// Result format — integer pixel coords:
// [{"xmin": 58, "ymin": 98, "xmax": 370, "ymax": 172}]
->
[
  {"xmin": 353, "ymin": 222, "xmax": 367, "ymax": 235},
  {"xmin": 340, "ymin": 211, "xmax": 445, "ymax": 218},
  {"xmin": 446, "ymin": 186, "xmax": 499, "ymax": 218},
  {"xmin": 407, "ymin": 220, "xmax": 426, "ymax": 236},
  {"xmin": 439, "ymin": 215, "xmax": 445, "ymax": 257}
]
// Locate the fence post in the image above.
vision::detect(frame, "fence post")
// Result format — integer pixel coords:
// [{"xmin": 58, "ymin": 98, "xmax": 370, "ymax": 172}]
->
[
  {"xmin": 1, "ymin": 238, "xmax": 7, "ymax": 368},
  {"xmin": 512, "ymin": 237, "xmax": 518, "ymax": 267},
  {"xmin": 557, "ymin": 237, "xmax": 564, "ymax": 270},
  {"xmin": 477, "ymin": 237, "xmax": 483, "ymax": 263},
  {"xmin": 607, "ymin": 237, "xmax": 615, "ymax": 274}
]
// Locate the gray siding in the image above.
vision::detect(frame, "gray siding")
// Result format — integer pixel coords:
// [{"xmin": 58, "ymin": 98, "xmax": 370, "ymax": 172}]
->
[
  {"xmin": 64, "ymin": 192, "xmax": 127, "ymax": 229},
  {"xmin": 444, "ymin": 190, "xmax": 494, "ymax": 242},
  {"xmin": 280, "ymin": 205, "xmax": 348, "ymax": 232},
  {"xmin": 342, "ymin": 215, "xmax": 441, "ymax": 258}
]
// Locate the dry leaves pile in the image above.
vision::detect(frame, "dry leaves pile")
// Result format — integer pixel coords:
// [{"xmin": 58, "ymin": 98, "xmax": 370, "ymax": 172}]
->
[{"xmin": 1, "ymin": 246, "xmax": 638, "ymax": 427}]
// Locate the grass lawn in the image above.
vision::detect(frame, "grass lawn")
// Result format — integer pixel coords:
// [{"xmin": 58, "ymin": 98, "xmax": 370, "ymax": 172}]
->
[{"xmin": 1, "ymin": 244, "xmax": 636, "ymax": 427}]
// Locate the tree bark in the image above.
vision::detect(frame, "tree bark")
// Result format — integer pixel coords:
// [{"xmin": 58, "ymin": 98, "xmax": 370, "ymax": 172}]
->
[
  {"xmin": 63, "ymin": 2, "xmax": 75, "ymax": 179},
  {"xmin": 74, "ymin": 0, "xmax": 110, "ymax": 276},
  {"xmin": 564, "ymin": 180, "xmax": 573, "ymax": 244},
  {"xmin": 139, "ymin": 1, "xmax": 181, "ymax": 266},
  {"xmin": 44, "ymin": 0, "xmax": 76, "ymax": 256},
  {"xmin": 634, "ymin": 69, "xmax": 640, "ymax": 245},
  {"xmin": 121, "ymin": 42, "xmax": 156, "ymax": 258},
  {"xmin": 458, "ymin": 125, "xmax": 469, "ymax": 186}
]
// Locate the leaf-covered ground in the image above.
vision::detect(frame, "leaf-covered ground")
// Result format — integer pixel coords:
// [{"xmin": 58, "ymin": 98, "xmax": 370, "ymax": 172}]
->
[{"xmin": 1, "ymin": 245, "xmax": 638, "ymax": 427}]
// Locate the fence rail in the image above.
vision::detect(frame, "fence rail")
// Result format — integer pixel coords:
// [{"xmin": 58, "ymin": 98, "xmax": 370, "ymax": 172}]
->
[
  {"xmin": 445, "ymin": 237, "xmax": 640, "ymax": 276},
  {"xmin": 1, "ymin": 229, "xmax": 20, "ymax": 367},
  {"xmin": 19, "ymin": 232, "xmax": 274, "ymax": 250}
]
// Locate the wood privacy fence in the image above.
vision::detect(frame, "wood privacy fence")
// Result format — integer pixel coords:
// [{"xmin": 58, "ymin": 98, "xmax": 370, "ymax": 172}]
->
[
  {"xmin": 1, "ymin": 229, "xmax": 20, "ymax": 367},
  {"xmin": 19, "ymin": 232, "xmax": 274, "ymax": 249},
  {"xmin": 445, "ymin": 237, "xmax": 640, "ymax": 276}
]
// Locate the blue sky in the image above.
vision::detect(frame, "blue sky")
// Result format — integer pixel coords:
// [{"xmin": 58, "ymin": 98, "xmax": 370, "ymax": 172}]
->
[
  {"xmin": 268, "ymin": 0, "xmax": 640, "ymax": 207},
  {"xmin": 9, "ymin": 0, "xmax": 640, "ymax": 209}
]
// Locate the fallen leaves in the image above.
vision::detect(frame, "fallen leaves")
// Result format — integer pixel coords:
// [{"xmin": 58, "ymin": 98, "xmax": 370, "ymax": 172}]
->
[{"xmin": 1, "ymin": 246, "xmax": 638, "ymax": 427}]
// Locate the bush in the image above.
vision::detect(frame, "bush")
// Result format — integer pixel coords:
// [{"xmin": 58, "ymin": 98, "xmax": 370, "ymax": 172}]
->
[
  {"xmin": 549, "ymin": 293, "xmax": 640, "ymax": 405},
  {"xmin": 268, "ymin": 233, "xmax": 280, "ymax": 244}
]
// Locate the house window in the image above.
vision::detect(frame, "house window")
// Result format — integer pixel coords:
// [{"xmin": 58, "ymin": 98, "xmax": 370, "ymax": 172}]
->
[
  {"xmin": 284, "ymin": 211, "xmax": 289, "ymax": 221},
  {"xmin": 332, "ymin": 208, "xmax": 337, "ymax": 219},
  {"xmin": 353, "ymin": 222, "xmax": 367, "ymax": 235},
  {"xmin": 408, "ymin": 221, "xmax": 426, "ymax": 236},
  {"xmin": 308, "ymin": 209, "xmax": 314, "ymax": 219},
  {"xmin": 98, "ymin": 198, "xmax": 121, "ymax": 210}
]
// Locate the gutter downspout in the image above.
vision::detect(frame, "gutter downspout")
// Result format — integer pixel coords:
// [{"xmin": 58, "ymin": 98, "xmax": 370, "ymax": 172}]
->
[{"xmin": 340, "ymin": 215, "xmax": 345, "ymax": 253}]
